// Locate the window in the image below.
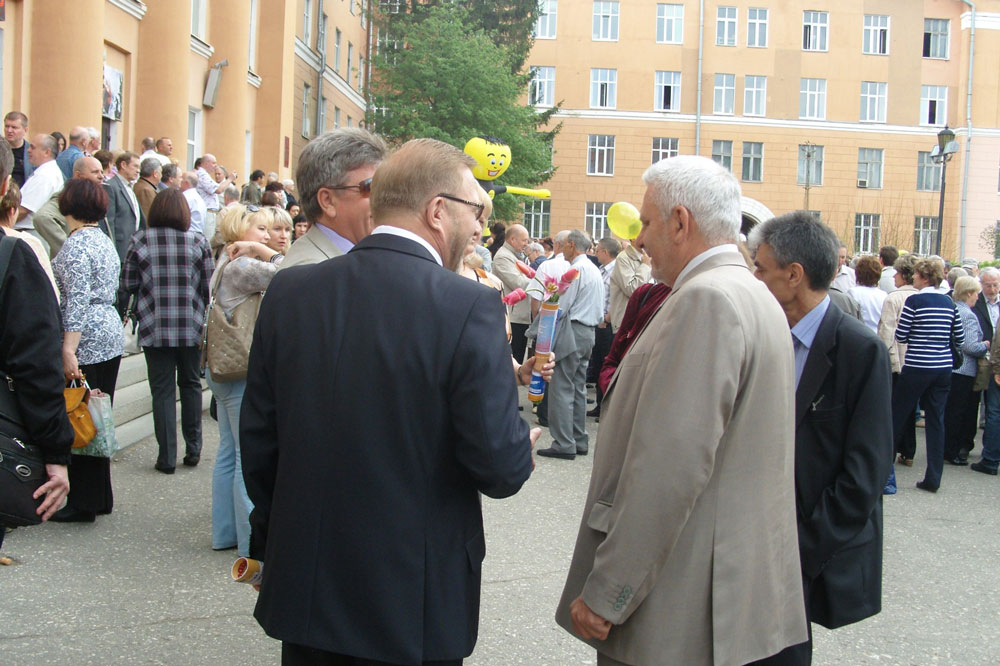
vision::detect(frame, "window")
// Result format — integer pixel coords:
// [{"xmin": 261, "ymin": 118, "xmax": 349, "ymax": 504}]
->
[
  {"xmin": 334, "ymin": 107, "xmax": 340, "ymax": 129},
  {"xmin": 744, "ymin": 75, "xmax": 766, "ymax": 116},
  {"xmin": 347, "ymin": 42, "xmax": 354, "ymax": 82},
  {"xmin": 802, "ymin": 11, "xmax": 828, "ymax": 51},
  {"xmin": 920, "ymin": 85, "xmax": 947, "ymax": 126},
  {"xmin": 536, "ymin": 0, "xmax": 557, "ymax": 39},
  {"xmin": 317, "ymin": 13, "xmax": 327, "ymax": 55},
  {"xmin": 799, "ymin": 78, "xmax": 826, "ymax": 120},
  {"xmin": 301, "ymin": 83, "xmax": 312, "ymax": 138},
  {"xmin": 590, "ymin": 68, "xmax": 617, "ymax": 109},
  {"xmin": 523, "ymin": 200, "xmax": 551, "ymax": 238},
  {"xmin": 349, "ymin": 0, "xmax": 355, "ymax": 15},
  {"xmin": 652, "ymin": 137, "xmax": 679, "ymax": 163},
  {"xmin": 249, "ymin": 0, "xmax": 259, "ymax": 70},
  {"xmin": 360, "ymin": 0, "xmax": 367, "ymax": 28},
  {"xmin": 923, "ymin": 19, "xmax": 949, "ymax": 59},
  {"xmin": 377, "ymin": 31, "xmax": 400, "ymax": 66},
  {"xmin": 656, "ymin": 4, "xmax": 683, "ymax": 44},
  {"xmin": 747, "ymin": 8, "xmax": 768, "ymax": 47},
  {"xmin": 593, "ymin": 2, "xmax": 619, "ymax": 41},
  {"xmin": 860, "ymin": 81, "xmax": 887, "ymax": 122},
  {"xmin": 655, "ymin": 71, "xmax": 681, "ymax": 112},
  {"xmin": 587, "ymin": 134, "xmax": 615, "ymax": 176},
  {"xmin": 530, "ymin": 67, "xmax": 555, "ymax": 107},
  {"xmin": 857, "ymin": 148, "xmax": 884, "ymax": 188},
  {"xmin": 186, "ymin": 107, "xmax": 202, "ymax": 170},
  {"xmin": 358, "ymin": 56, "xmax": 364, "ymax": 90},
  {"xmin": 319, "ymin": 96, "xmax": 327, "ymax": 132},
  {"xmin": 914, "ymin": 216, "xmax": 940, "ymax": 255},
  {"xmin": 917, "ymin": 151, "xmax": 942, "ymax": 191},
  {"xmin": 380, "ymin": 0, "xmax": 401, "ymax": 12},
  {"xmin": 303, "ymin": 0, "xmax": 313, "ymax": 45},
  {"xmin": 191, "ymin": 0, "xmax": 207, "ymax": 39},
  {"xmin": 797, "ymin": 144, "xmax": 824, "ymax": 186},
  {"xmin": 863, "ymin": 15, "xmax": 889, "ymax": 55},
  {"xmin": 713, "ymin": 74, "xmax": 735, "ymax": 115},
  {"xmin": 716, "ymin": 7, "xmax": 737, "ymax": 46},
  {"xmin": 586, "ymin": 202, "xmax": 612, "ymax": 240},
  {"xmin": 334, "ymin": 29, "xmax": 342, "ymax": 73},
  {"xmin": 347, "ymin": 116, "xmax": 353, "ymax": 128},
  {"xmin": 854, "ymin": 214, "xmax": 881, "ymax": 254},
  {"xmin": 712, "ymin": 140, "xmax": 733, "ymax": 171},
  {"xmin": 742, "ymin": 142, "xmax": 763, "ymax": 182}
]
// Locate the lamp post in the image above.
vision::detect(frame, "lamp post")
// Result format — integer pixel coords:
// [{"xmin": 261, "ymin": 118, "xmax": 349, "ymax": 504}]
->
[{"xmin": 930, "ymin": 126, "xmax": 958, "ymax": 256}]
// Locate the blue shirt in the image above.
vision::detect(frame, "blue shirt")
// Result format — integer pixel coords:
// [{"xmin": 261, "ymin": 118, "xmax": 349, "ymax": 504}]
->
[
  {"xmin": 790, "ymin": 296, "xmax": 830, "ymax": 388},
  {"xmin": 316, "ymin": 224, "xmax": 355, "ymax": 254},
  {"xmin": 55, "ymin": 145, "xmax": 84, "ymax": 180}
]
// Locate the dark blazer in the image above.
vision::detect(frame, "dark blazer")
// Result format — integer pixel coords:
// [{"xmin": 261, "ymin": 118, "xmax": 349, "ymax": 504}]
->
[
  {"xmin": 795, "ymin": 302, "xmax": 893, "ymax": 629},
  {"xmin": 972, "ymin": 292, "xmax": 995, "ymax": 343},
  {"xmin": 103, "ymin": 176, "xmax": 144, "ymax": 261},
  {"xmin": 241, "ymin": 232, "xmax": 533, "ymax": 665}
]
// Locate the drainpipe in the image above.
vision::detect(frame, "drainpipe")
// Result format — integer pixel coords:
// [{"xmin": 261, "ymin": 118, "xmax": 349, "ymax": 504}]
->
[
  {"xmin": 365, "ymin": 0, "xmax": 375, "ymax": 117},
  {"xmin": 695, "ymin": 0, "xmax": 704, "ymax": 155},
  {"xmin": 957, "ymin": 0, "xmax": 975, "ymax": 259}
]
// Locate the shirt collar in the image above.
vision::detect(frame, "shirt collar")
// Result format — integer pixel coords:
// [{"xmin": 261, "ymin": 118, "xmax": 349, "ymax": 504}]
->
[
  {"xmin": 791, "ymin": 295, "xmax": 831, "ymax": 350},
  {"xmin": 919, "ymin": 286, "xmax": 938, "ymax": 294},
  {"xmin": 370, "ymin": 225, "xmax": 443, "ymax": 266},
  {"xmin": 674, "ymin": 243, "xmax": 739, "ymax": 286},
  {"xmin": 315, "ymin": 224, "xmax": 355, "ymax": 254}
]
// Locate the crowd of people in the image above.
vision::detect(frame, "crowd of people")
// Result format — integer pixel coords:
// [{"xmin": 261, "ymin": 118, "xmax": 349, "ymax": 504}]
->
[{"xmin": 4, "ymin": 110, "xmax": 1000, "ymax": 666}]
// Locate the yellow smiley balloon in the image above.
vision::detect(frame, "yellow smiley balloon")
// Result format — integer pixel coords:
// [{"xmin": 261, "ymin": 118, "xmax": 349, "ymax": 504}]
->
[
  {"xmin": 607, "ymin": 202, "xmax": 641, "ymax": 240},
  {"xmin": 464, "ymin": 136, "xmax": 511, "ymax": 182}
]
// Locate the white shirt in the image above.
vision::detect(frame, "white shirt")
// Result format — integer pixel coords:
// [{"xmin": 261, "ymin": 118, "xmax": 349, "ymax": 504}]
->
[
  {"xmin": 371, "ymin": 225, "xmax": 442, "ymax": 266},
  {"xmin": 848, "ymin": 285, "xmax": 888, "ymax": 334},
  {"xmin": 674, "ymin": 243, "xmax": 739, "ymax": 286},
  {"xmin": 17, "ymin": 160, "xmax": 65, "ymax": 230},
  {"xmin": 986, "ymin": 298, "xmax": 999, "ymax": 329},
  {"xmin": 527, "ymin": 252, "xmax": 570, "ymax": 301},
  {"xmin": 558, "ymin": 254, "xmax": 605, "ymax": 326},
  {"xmin": 878, "ymin": 267, "xmax": 897, "ymax": 293},
  {"xmin": 183, "ymin": 187, "xmax": 208, "ymax": 235},
  {"xmin": 140, "ymin": 149, "xmax": 172, "ymax": 167},
  {"xmin": 831, "ymin": 264, "xmax": 856, "ymax": 292}
]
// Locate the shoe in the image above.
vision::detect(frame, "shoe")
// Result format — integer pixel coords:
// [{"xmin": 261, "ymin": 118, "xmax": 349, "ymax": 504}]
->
[
  {"xmin": 536, "ymin": 447, "xmax": 575, "ymax": 460},
  {"xmin": 586, "ymin": 407, "xmax": 601, "ymax": 418},
  {"xmin": 970, "ymin": 461, "xmax": 999, "ymax": 476},
  {"xmin": 536, "ymin": 417, "xmax": 548, "ymax": 427},
  {"xmin": 576, "ymin": 449, "xmax": 588, "ymax": 456},
  {"xmin": 154, "ymin": 464, "xmax": 175, "ymax": 475},
  {"xmin": 915, "ymin": 481, "xmax": 939, "ymax": 493},
  {"xmin": 182, "ymin": 455, "xmax": 200, "ymax": 467},
  {"xmin": 50, "ymin": 507, "xmax": 97, "ymax": 523},
  {"xmin": 897, "ymin": 455, "xmax": 914, "ymax": 467},
  {"xmin": 586, "ymin": 383, "xmax": 595, "ymax": 389},
  {"xmin": 587, "ymin": 398, "xmax": 596, "ymax": 404},
  {"xmin": 945, "ymin": 456, "xmax": 968, "ymax": 466},
  {"xmin": 212, "ymin": 544, "xmax": 237, "ymax": 551}
]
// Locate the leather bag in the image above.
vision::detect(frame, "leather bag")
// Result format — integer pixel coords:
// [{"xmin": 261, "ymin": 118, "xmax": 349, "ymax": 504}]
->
[
  {"xmin": 65, "ymin": 378, "xmax": 96, "ymax": 449},
  {"xmin": 201, "ymin": 260, "xmax": 263, "ymax": 383}
]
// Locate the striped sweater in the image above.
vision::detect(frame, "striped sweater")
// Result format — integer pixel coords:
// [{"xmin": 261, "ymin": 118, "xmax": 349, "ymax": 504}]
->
[{"xmin": 895, "ymin": 290, "xmax": 964, "ymax": 371}]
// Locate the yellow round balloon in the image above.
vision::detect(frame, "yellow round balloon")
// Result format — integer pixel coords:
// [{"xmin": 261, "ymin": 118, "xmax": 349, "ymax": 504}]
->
[{"xmin": 607, "ymin": 202, "xmax": 641, "ymax": 240}]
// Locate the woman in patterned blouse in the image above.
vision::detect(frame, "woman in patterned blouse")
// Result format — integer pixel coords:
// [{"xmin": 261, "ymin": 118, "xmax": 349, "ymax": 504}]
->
[{"xmin": 50, "ymin": 178, "xmax": 123, "ymax": 523}]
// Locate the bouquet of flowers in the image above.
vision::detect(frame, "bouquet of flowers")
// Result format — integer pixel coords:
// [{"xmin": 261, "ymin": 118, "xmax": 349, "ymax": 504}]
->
[{"xmin": 501, "ymin": 262, "xmax": 579, "ymax": 307}]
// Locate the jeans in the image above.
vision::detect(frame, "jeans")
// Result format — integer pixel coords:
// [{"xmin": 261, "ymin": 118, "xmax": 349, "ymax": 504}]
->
[
  {"xmin": 892, "ymin": 368, "xmax": 951, "ymax": 488},
  {"xmin": 144, "ymin": 346, "xmax": 203, "ymax": 469},
  {"xmin": 981, "ymin": 380, "xmax": 1000, "ymax": 469},
  {"xmin": 206, "ymin": 373, "xmax": 253, "ymax": 555}
]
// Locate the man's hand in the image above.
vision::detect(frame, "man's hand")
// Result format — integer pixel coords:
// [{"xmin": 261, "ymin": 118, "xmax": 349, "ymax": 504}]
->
[
  {"xmin": 570, "ymin": 596, "xmax": 611, "ymax": 640},
  {"xmin": 34, "ymin": 464, "xmax": 70, "ymax": 521}
]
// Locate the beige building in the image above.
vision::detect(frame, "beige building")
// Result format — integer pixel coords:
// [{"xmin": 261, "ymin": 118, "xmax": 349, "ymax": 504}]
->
[
  {"xmin": 524, "ymin": 0, "xmax": 1000, "ymax": 261},
  {"xmin": 1, "ymin": 0, "xmax": 369, "ymax": 181}
]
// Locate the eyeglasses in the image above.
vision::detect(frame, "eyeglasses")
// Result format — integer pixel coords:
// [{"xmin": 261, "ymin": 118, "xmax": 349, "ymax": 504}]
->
[
  {"xmin": 437, "ymin": 193, "xmax": 485, "ymax": 221},
  {"xmin": 328, "ymin": 177, "xmax": 373, "ymax": 197}
]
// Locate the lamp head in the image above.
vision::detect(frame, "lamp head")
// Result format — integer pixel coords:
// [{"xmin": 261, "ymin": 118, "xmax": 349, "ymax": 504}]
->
[{"xmin": 937, "ymin": 126, "xmax": 955, "ymax": 151}]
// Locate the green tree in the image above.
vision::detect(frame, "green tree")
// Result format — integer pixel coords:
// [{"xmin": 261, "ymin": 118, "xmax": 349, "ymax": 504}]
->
[{"xmin": 368, "ymin": 4, "xmax": 559, "ymax": 221}]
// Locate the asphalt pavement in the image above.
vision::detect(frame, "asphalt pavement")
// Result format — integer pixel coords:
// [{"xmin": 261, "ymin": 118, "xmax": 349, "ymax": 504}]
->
[{"xmin": 2, "ymin": 389, "xmax": 999, "ymax": 665}]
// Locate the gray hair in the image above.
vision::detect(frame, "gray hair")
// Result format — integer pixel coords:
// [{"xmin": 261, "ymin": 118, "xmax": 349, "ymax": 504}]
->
[
  {"xmin": 980, "ymin": 266, "xmax": 1000, "ymax": 282},
  {"xmin": 748, "ymin": 211, "xmax": 839, "ymax": 291},
  {"xmin": 552, "ymin": 230, "xmax": 570, "ymax": 249},
  {"xmin": 597, "ymin": 237, "xmax": 621, "ymax": 257},
  {"xmin": 566, "ymin": 229, "xmax": 592, "ymax": 253},
  {"xmin": 296, "ymin": 128, "xmax": 387, "ymax": 222},
  {"xmin": 223, "ymin": 185, "xmax": 240, "ymax": 203},
  {"xmin": 642, "ymin": 155, "xmax": 741, "ymax": 245},
  {"xmin": 86, "ymin": 127, "xmax": 99, "ymax": 140},
  {"xmin": 139, "ymin": 157, "xmax": 162, "ymax": 178},
  {"xmin": 161, "ymin": 163, "xmax": 180, "ymax": 183},
  {"xmin": 526, "ymin": 242, "xmax": 543, "ymax": 255},
  {"xmin": 947, "ymin": 266, "xmax": 970, "ymax": 287}
]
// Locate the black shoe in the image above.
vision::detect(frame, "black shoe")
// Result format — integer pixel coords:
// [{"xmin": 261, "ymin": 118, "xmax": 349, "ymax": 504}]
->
[
  {"xmin": 587, "ymin": 398, "xmax": 596, "ymax": 404},
  {"xmin": 182, "ymin": 455, "xmax": 200, "ymax": 467},
  {"xmin": 576, "ymin": 449, "xmax": 588, "ymax": 456},
  {"xmin": 50, "ymin": 507, "xmax": 97, "ymax": 523},
  {"xmin": 536, "ymin": 417, "xmax": 549, "ymax": 427},
  {"xmin": 154, "ymin": 464, "xmax": 175, "ymax": 475},
  {"xmin": 915, "ymin": 481, "xmax": 939, "ymax": 493},
  {"xmin": 586, "ymin": 407, "xmax": 601, "ymax": 418},
  {"xmin": 970, "ymin": 461, "xmax": 998, "ymax": 476},
  {"xmin": 945, "ymin": 456, "xmax": 969, "ymax": 466},
  {"xmin": 536, "ymin": 447, "xmax": 575, "ymax": 460}
]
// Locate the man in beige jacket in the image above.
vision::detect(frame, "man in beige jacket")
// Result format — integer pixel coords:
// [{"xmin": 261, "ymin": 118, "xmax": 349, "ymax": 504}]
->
[{"xmin": 555, "ymin": 155, "xmax": 807, "ymax": 665}]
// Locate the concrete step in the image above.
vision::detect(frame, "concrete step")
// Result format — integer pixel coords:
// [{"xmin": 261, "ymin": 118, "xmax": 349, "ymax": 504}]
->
[
  {"xmin": 116, "ymin": 352, "xmax": 149, "ymax": 389},
  {"xmin": 115, "ymin": 388, "xmax": 213, "ymax": 451}
]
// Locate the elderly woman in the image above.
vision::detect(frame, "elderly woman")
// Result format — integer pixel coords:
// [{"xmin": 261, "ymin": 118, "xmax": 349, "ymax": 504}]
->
[
  {"xmin": 944, "ymin": 276, "xmax": 989, "ymax": 465},
  {"xmin": 50, "ymin": 178, "xmax": 123, "ymax": 522},
  {"xmin": 122, "ymin": 189, "xmax": 214, "ymax": 474},
  {"xmin": 849, "ymin": 255, "xmax": 887, "ymax": 333},
  {"xmin": 207, "ymin": 204, "xmax": 283, "ymax": 555},
  {"xmin": 891, "ymin": 257, "xmax": 965, "ymax": 493},
  {"xmin": 878, "ymin": 254, "xmax": 919, "ymax": 467}
]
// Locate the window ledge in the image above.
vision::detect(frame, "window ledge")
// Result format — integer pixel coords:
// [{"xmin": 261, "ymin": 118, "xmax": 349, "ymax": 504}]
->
[{"xmin": 190, "ymin": 35, "xmax": 214, "ymax": 59}]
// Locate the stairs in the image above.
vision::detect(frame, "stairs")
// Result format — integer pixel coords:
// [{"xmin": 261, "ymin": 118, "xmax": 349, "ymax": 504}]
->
[{"xmin": 113, "ymin": 352, "xmax": 212, "ymax": 451}]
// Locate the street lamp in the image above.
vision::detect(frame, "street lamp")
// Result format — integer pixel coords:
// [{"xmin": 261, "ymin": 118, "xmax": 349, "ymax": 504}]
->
[{"xmin": 930, "ymin": 126, "xmax": 958, "ymax": 256}]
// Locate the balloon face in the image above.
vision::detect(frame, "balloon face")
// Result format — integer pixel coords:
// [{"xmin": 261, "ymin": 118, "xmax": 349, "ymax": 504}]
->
[
  {"xmin": 607, "ymin": 201, "xmax": 642, "ymax": 240},
  {"xmin": 465, "ymin": 136, "xmax": 511, "ymax": 182}
]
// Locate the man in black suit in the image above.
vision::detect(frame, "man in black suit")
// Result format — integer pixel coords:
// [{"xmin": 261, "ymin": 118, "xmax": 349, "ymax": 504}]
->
[
  {"xmin": 241, "ymin": 138, "xmax": 538, "ymax": 666},
  {"xmin": 748, "ymin": 211, "xmax": 893, "ymax": 665}
]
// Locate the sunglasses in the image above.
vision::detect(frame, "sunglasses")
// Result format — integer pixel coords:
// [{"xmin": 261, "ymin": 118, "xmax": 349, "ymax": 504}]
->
[
  {"xmin": 438, "ymin": 193, "xmax": 485, "ymax": 222},
  {"xmin": 328, "ymin": 177, "xmax": 373, "ymax": 197}
]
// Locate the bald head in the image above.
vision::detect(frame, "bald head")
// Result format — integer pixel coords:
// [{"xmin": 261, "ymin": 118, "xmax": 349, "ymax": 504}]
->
[
  {"xmin": 73, "ymin": 156, "xmax": 104, "ymax": 184},
  {"xmin": 28, "ymin": 134, "xmax": 57, "ymax": 166},
  {"xmin": 69, "ymin": 126, "xmax": 88, "ymax": 148},
  {"xmin": 141, "ymin": 136, "xmax": 155, "ymax": 151},
  {"xmin": 182, "ymin": 171, "xmax": 199, "ymax": 190},
  {"xmin": 200, "ymin": 154, "xmax": 217, "ymax": 170},
  {"xmin": 505, "ymin": 223, "xmax": 530, "ymax": 253}
]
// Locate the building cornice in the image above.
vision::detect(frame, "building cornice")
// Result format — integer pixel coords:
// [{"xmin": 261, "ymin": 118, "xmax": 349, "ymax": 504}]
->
[
  {"xmin": 962, "ymin": 12, "xmax": 1000, "ymax": 30},
  {"xmin": 190, "ymin": 36, "xmax": 214, "ymax": 59},
  {"xmin": 107, "ymin": 0, "xmax": 146, "ymax": 20},
  {"xmin": 295, "ymin": 37, "xmax": 322, "ymax": 72},
  {"xmin": 296, "ymin": 37, "xmax": 366, "ymax": 109}
]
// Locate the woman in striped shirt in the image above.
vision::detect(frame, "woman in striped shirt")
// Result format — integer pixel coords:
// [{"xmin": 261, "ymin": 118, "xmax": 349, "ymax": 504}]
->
[{"xmin": 891, "ymin": 258, "xmax": 965, "ymax": 492}]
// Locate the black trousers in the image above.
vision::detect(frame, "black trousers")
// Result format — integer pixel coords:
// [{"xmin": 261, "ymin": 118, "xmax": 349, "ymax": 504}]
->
[
  {"xmin": 510, "ymin": 322, "xmax": 528, "ymax": 364},
  {"xmin": 587, "ymin": 323, "xmax": 613, "ymax": 405},
  {"xmin": 281, "ymin": 642, "xmax": 461, "ymax": 666},
  {"xmin": 144, "ymin": 346, "xmax": 203, "ymax": 468},
  {"xmin": 68, "ymin": 356, "xmax": 121, "ymax": 516},
  {"xmin": 891, "ymin": 372, "xmax": 917, "ymax": 459},
  {"xmin": 944, "ymin": 373, "xmax": 979, "ymax": 460}
]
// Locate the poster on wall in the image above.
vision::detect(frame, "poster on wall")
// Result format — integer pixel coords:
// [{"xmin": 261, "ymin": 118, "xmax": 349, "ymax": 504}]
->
[{"xmin": 102, "ymin": 65, "xmax": 123, "ymax": 121}]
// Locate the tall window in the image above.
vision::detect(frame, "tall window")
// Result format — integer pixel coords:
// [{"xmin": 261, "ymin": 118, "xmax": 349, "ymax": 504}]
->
[
  {"xmin": 586, "ymin": 202, "xmax": 612, "ymax": 239},
  {"xmin": 317, "ymin": 13, "xmax": 327, "ymax": 55},
  {"xmin": 593, "ymin": 2, "xmax": 619, "ymax": 41},
  {"xmin": 923, "ymin": 19, "xmax": 949, "ymax": 59},
  {"xmin": 855, "ymin": 214, "xmax": 881, "ymax": 254},
  {"xmin": 347, "ymin": 43, "xmax": 354, "ymax": 82},
  {"xmin": 301, "ymin": 83, "xmax": 312, "ymax": 138},
  {"xmin": 799, "ymin": 78, "xmax": 826, "ymax": 120},
  {"xmin": 380, "ymin": 0, "xmax": 401, "ymax": 12},
  {"xmin": 712, "ymin": 140, "xmax": 733, "ymax": 171},
  {"xmin": 523, "ymin": 200, "xmax": 551, "ymax": 238},
  {"xmin": 536, "ymin": 0, "xmax": 557, "ymax": 39},
  {"xmin": 744, "ymin": 75, "xmax": 766, "ymax": 116},
  {"xmin": 590, "ymin": 68, "xmax": 617, "ymax": 109},
  {"xmin": 248, "ymin": 0, "xmax": 259, "ymax": 70},
  {"xmin": 920, "ymin": 85, "xmax": 947, "ymax": 126},
  {"xmin": 186, "ymin": 107, "xmax": 202, "ymax": 170},
  {"xmin": 652, "ymin": 137, "xmax": 679, "ymax": 163},
  {"xmin": 742, "ymin": 142, "xmax": 763, "ymax": 182},
  {"xmin": 530, "ymin": 67, "xmax": 555, "ymax": 107},
  {"xmin": 303, "ymin": 0, "xmax": 313, "ymax": 45},
  {"xmin": 357, "ymin": 56, "xmax": 364, "ymax": 90},
  {"xmin": 334, "ymin": 106, "xmax": 341, "ymax": 128},
  {"xmin": 860, "ymin": 81, "xmax": 887, "ymax": 122},
  {"xmin": 335, "ymin": 29, "xmax": 342, "ymax": 72},
  {"xmin": 655, "ymin": 71, "xmax": 681, "ymax": 112},
  {"xmin": 191, "ymin": 0, "xmax": 207, "ymax": 39},
  {"xmin": 802, "ymin": 11, "xmax": 828, "ymax": 51},
  {"xmin": 797, "ymin": 144, "xmax": 824, "ymax": 185},
  {"xmin": 587, "ymin": 135, "xmax": 615, "ymax": 176},
  {"xmin": 747, "ymin": 8, "xmax": 768, "ymax": 48},
  {"xmin": 716, "ymin": 7, "xmax": 737, "ymax": 46},
  {"xmin": 914, "ymin": 216, "xmax": 940, "ymax": 255},
  {"xmin": 714, "ymin": 74, "xmax": 735, "ymax": 115},
  {"xmin": 656, "ymin": 4, "xmax": 683, "ymax": 44},
  {"xmin": 857, "ymin": 148, "xmax": 884, "ymax": 188},
  {"xmin": 917, "ymin": 151, "xmax": 942, "ymax": 191},
  {"xmin": 863, "ymin": 15, "xmax": 889, "ymax": 55},
  {"xmin": 319, "ymin": 96, "xmax": 327, "ymax": 132}
]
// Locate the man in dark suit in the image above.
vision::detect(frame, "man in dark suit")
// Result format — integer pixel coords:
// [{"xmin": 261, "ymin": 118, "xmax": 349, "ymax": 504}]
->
[
  {"xmin": 103, "ymin": 151, "xmax": 143, "ymax": 260},
  {"xmin": 748, "ymin": 211, "xmax": 893, "ymax": 665},
  {"xmin": 241, "ymin": 138, "xmax": 537, "ymax": 666}
]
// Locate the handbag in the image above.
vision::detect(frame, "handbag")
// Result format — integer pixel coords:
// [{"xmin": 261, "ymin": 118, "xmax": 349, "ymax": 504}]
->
[
  {"xmin": 950, "ymin": 339, "xmax": 964, "ymax": 371},
  {"xmin": 74, "ymin": 390, "xmax": 118, "ymax": 458},
  {"xmin": 201, "ymin": 259, "xmax": 263, "ymax": 383},
  {"xmin": 65, "ymin": 378, "xmax": 96, "ymax": 449},
  {"xmin": 974, "ymin": 354, "xmax": 993, "ymax": 392},
  {"xmin": 0, "ymin": 370, "xmax": 46, "ymax": 527},
  {"xmin": 123, "ymin": 314, "xmax": 141, "ymax": 355}
]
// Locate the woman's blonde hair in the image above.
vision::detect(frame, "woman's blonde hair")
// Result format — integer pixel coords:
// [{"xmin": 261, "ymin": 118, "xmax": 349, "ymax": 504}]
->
[
  {"xmin": 259, "ymin": 205, "xmax": 293, "ymax": 232},
  {"xmin": 952, "ymin": 275, "xmax": 981, "ymax": 303}
]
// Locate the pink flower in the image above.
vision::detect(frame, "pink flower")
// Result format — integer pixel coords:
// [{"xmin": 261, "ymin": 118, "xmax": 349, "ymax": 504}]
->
[
  {"xmin": 515, "ymin": 261, "xmax": 536, "ymax": 279},
  {"xmin": 502, "ymin": 288, "xmax": 528, "ymax": 306},
  {"xmin": 559, "ymin": 268, "xmax": 580, "ymax": 285}
]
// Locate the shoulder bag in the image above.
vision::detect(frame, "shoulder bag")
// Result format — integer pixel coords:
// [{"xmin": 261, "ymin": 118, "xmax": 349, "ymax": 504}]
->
[
  {"xmin": 201, "ymin": 259, "xmax": 263, "ymax": 383},
  {"xmin": 65, "ymin": 377, "xmax": 96, "ymax": 449}
]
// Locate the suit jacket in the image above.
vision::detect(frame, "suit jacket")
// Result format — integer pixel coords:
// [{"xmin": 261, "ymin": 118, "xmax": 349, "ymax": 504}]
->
[
  {"xmin": 794, "ymin": 303, "xmax": 892, "ymax": 629},
  {"xmin": 555, "ymin": 252, "xmax": 807, "ymax": 666},
  {"xmin": 133, "ymin": 177, "xmax": 157, "ymax": 220},
  {"xmin": 608, "ymin": 244, "xmax": 650, "ymax": 331},
  {"xmin": 241, "ymin": 232, "xmax": 533, "ymax": 665},
  {"xmin": 972, "ymin": 292, "xmax": 996, "ymax": 344},
  {"xmin": 278, "ymin": 223, "xmax": 343, "ymax": 269},
  {"xmin": 103, "ymin": 176, "xmax": 144, "ymax": 260},
  {"xmin": 30, "ymin": 191, "xmax": 69, "ymax": 259},
  {"xmin": 491, "ymin": 242, "xmax": 531, "ymax": 325}
]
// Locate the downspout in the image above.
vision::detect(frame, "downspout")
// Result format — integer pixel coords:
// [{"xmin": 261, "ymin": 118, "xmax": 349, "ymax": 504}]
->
[
  {"xmin": 365, "ymin": 0, "xmax": 375, "ymax": 117},
  {"xmin": 695, "ymin": 0, "xmax": 704, "ymax": 155},
  {"xmin": 958, "ymin": 1, "xmax": 975, "ymax": 259},
  {"xmin": 316, "ymin": 1, "xmax": 326, "ymax": 135}
]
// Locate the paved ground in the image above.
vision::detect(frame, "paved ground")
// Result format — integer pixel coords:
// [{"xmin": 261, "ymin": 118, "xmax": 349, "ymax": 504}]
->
[{"xmin": 2, "ymin": 389, "xmax": 999, "ymax": 665}]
